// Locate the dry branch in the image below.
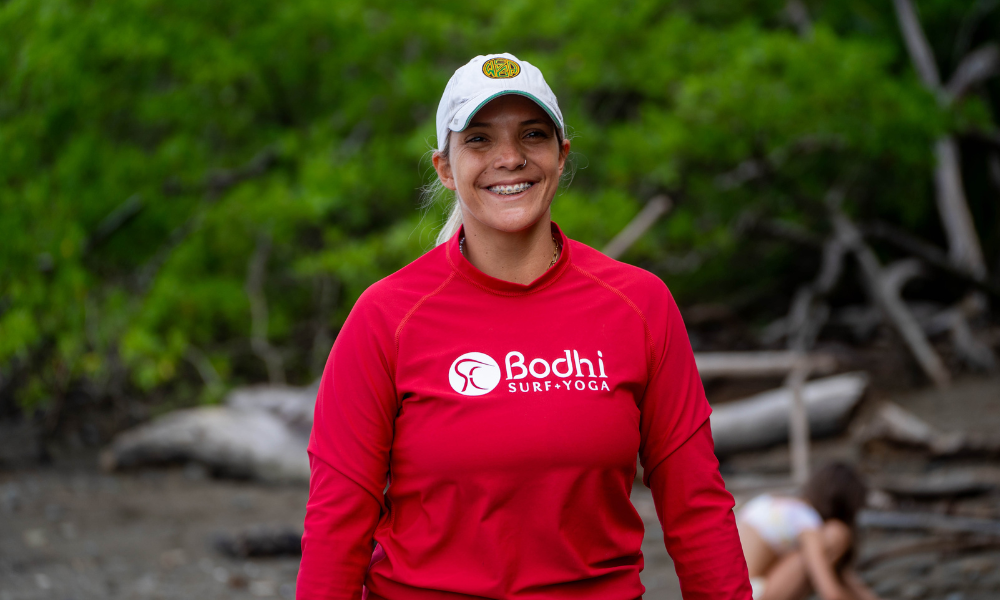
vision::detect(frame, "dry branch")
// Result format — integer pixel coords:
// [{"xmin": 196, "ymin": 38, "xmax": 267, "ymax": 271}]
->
[
  {"xmin": 861, "ymin": 221, "xmax": 1000, "ymax": 298},
  {"xmin": 832, "ymin": 210, "xmax": 951, "ymax": 388},
  {"xmin": 602, "ymin": 195, "xmax": 672, "ymax": 259},
  {"xmin": 858, "ymin": 537, "xmax": 1000, "ymax": 570},
  {"xmin": 944, "ymin": 43, "xmax": 1000, "ymax": 101},
  {"xmin": 893, "ymin": 0, "xmax": 989, "ymax": 279},
  {"xmin": 875, "ymin": 470, "xmax": 997, "ymax": 499},
  {"xmin": 892, "ymin": 0, "xmax": 943, "ymax": 89},
  {"xmin": 930, "ymin": 303, "xmax": 997, "ymax": 371},
  {"xmin": 856, "ymin": 402, "xmax": 1000, "ymax": 456},
  {"xmin": 934, "ymin": 138, "xmax": 987, "ymax": 277},
  {"xmin": 785, "ymin": 362, "xmax": 811, "ymax": 485},
  {"xmin": 858, "ymin": 510, "xmax": 1000, "ymax": 536},
  {"xmin": 694, "ymin": 351, "xmax": 836, "ymax": 379},
  {"xmin": 784, "ymin": 1, "xmax": 812, "ymax": 38},
  {"xmin": 246, "ymin": 232, "xmax": 285, "ymax": 384}
]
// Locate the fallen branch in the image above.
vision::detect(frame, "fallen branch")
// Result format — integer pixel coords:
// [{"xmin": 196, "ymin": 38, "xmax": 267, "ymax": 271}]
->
[
  {"xmin": 695, "ymin": 351, "xmax": 836, "ymax": 380},
  {"xmin": 858, "ymin": 509, "xmax": 1000, "ymax": 536},
  {"xmin": 858, "ymin": 537, "xmax": 1000, "ymax": 570},
  {"xmin": 930, "ymin": 303, "xmax": 997, "ymax": 371},
  {"xmin": 832, "ymin": 208, "xmax": 951, "ymax": 388},
  {"xmin": 856, "ymin": 402, "xmax": 1000, "ymax": 456},
  {"xmin": 861, "ymin": 220, "xmax": 1000, "ymax": 298},
  {"xmin": 602, "ymin": 195, "xmax": 672, "ymax": 260},
  {"xmin": 874, "ymin": 470, "xmax": 997, "ymax": 499}
]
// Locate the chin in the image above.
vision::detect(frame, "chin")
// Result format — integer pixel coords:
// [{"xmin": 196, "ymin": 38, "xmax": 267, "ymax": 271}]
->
[
  {"xmin": 463, "ymin": 189, "xmax": 552, "ymax": 234},
  {"xmin": 475, "ymin": 205, "xmax": 550, "ymax": 234}
]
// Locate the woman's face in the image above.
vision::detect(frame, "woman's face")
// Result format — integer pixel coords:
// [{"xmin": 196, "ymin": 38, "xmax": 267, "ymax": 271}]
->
[{"xmin": 434, "ymin": 95, "xmax": 570, "ymax": 235}]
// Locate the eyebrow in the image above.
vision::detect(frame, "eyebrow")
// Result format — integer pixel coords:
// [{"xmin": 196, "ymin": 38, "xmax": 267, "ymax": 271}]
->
[{"xmin": 466, "ymin": 118, "xmax": 552, "ymax": 129}]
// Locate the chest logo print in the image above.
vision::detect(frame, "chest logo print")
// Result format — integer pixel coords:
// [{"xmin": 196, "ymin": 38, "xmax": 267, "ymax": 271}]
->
[{"xmin": 449, "ymin": 352, "xmax": 501, "ymax": 396}]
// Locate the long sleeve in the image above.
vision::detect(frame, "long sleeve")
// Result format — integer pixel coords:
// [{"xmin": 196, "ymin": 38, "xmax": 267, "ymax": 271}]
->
[
  {"xmin": 649, "ymin": 421, "xmax": 752, "ymax": 600},
  {"xmin": 297, "ymin": 293, "xmax": 399, "ymax": 600},
  {"xmin": 637, "ymin": 292, "xmax": 751, "ymax": 599}
]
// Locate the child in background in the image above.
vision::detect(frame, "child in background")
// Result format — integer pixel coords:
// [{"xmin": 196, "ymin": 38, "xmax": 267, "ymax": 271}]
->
[{"xmin": 737, "ymin": 462, "xmax": 882, "ymax": 600}]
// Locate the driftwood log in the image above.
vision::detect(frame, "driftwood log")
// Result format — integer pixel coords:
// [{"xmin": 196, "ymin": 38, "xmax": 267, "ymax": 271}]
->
[
  {"xmin": 100, "ymin": 383, "xmax": 318, "ymax": 483},
  {"xmin": 710, "ymin": 372, "xmax": 868, "ymax": 456}
]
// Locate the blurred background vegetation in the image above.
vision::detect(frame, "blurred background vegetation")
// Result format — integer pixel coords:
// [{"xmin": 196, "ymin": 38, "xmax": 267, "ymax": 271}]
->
[{"xmin": 1, "ymin": 0, "xmax": 998, "ymax": 431}]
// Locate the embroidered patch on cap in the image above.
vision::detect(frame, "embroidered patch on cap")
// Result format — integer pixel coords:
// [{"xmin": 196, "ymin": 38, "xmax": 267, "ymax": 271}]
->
[{"xmin": 482, "ymin": 57, "xmax": 521, "ymax": 79}]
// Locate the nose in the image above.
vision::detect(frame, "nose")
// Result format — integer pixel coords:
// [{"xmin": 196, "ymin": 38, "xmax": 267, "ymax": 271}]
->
[{"xmin": 492, "ymin": 137, "xmax": 526, "ymax": 171}]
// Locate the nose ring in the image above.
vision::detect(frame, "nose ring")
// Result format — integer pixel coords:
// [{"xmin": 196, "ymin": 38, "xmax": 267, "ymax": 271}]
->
[{"xmin": 520, "ymin": 158, "xmax": 527, "ymax": 169}]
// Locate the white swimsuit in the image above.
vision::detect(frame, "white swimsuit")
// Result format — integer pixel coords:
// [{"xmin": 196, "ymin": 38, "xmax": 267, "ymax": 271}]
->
[{"xmin": 737, "ymin": 494, "xmax": 823, "ymax": 555}]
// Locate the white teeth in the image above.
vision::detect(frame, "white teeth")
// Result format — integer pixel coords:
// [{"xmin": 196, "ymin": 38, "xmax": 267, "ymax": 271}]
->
[{"xmin": 488, "ymin": 182, "xmax": 533, "ymax": 195}]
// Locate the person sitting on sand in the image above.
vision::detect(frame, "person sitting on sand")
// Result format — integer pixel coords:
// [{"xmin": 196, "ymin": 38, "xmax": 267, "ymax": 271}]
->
[{"xmin": 737, "ymin": 462, "xmax": 882, "ymax": 600}]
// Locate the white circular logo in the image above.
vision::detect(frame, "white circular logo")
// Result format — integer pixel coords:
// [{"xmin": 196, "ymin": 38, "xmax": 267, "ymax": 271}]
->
[{"xmin": 449, "ymin": 352, "xmax": 501, "ymax": 396}]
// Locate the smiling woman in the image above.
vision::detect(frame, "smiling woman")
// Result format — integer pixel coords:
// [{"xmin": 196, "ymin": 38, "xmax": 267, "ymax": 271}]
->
[
  {"xmin": 297, "ymin": 54, "xmax": 753, "ymax": 600},
  {"xmin": 432, "ymin": 94, "xmax": 569, "ymax": 284}
]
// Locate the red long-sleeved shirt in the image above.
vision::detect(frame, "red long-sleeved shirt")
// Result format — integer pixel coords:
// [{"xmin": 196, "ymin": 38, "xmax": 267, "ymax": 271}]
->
[{"xmin": 298, "ymin": 223, "xmax": 751, "ymax": 599}]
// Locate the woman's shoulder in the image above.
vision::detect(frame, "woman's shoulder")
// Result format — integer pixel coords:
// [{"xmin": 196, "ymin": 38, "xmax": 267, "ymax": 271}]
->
[
  {"xmin": 350, "ymin": 243, "xmax": 455, "ymax": 323},
  {"xmin": 568, "ymin": 238, "xmax": 677, "ymax": 309}
]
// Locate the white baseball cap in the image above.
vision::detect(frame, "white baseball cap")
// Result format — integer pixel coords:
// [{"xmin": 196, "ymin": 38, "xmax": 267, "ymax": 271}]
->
[{"xmin": 435, "ymin": 53, "xmax": 565, "ymax": 153}]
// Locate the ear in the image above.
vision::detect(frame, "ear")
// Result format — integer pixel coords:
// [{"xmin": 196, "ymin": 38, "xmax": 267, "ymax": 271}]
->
[
  {"xmin": 557, "ymin": 137, "xmax": 571, "ymax": 177},
  {"xmin": 432, "ymin": 148, "xmax": 457, "ymax": 191}
]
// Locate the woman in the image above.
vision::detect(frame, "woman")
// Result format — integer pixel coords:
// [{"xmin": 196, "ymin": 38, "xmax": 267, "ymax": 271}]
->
[
  {"xmin": 297, "ymin": 53, "xmax": 751, "ymax": 599},
  {"xmin": 738, "ymin": 463, "xmax": 880, "ymax": 600}
]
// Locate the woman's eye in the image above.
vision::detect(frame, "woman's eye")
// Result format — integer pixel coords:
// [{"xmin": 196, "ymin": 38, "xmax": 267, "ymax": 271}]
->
[
  {"xmin": 465, "ymin": 135, "xmax": 487, "ymax": 143},
  {"xmin": 524, "ymin": 130, "xmax": 548, "ymax": 140}
]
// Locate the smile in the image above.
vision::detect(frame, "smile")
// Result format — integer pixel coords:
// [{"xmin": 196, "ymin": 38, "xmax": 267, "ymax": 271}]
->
[{"xmin": 487, "ymin": 182, "xmax": 533, "ymax": 195}]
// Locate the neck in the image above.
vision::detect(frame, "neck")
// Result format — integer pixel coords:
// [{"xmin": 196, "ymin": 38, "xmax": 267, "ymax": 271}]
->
[{"xmin": 459, "ymin": 214, "xmax": 557, "ymax": 284}]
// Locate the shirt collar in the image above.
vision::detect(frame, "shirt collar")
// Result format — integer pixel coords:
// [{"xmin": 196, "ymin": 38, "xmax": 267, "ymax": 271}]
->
[{"xmin": 446, "ymin": 221, "xmax": 572, "ymax": 296}]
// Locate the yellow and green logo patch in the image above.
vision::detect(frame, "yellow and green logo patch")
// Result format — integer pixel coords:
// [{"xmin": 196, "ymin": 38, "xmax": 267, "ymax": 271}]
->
[{"xmin": 482, "ymin": 57, "xmax": 521, "ymax": 79}]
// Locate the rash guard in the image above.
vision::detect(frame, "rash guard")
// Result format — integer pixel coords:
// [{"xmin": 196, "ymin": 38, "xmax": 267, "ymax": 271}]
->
[{"xmin": 298, "ymin": 223, "xmax": 751, "ymax": 600}]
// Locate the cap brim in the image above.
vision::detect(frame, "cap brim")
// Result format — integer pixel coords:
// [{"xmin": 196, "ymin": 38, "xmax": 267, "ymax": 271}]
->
[{"xmin": 449, "ymin": 90, "xmax": 564, "ymax": 136}]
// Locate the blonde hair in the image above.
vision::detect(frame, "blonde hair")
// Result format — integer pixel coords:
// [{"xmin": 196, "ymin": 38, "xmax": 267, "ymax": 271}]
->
[
  {"xmin": 420, "ymin": 138, "xmax": 463, "ymax": 246},
  {"xmin": 424, "ymin": 128, "xmax": 571, "ymax": 246}
]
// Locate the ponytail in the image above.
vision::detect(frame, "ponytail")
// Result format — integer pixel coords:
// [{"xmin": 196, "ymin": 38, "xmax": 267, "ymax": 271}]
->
[
  {"xmin": 423, "ymin": 137, "xmax": 463, "ymax": 246},
  {"xmin": 436, "ymin": 201, "xmax": 463, "ymax": 246}
]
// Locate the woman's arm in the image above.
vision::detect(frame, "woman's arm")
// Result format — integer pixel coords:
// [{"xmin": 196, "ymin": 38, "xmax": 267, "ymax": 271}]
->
[
  {"xmin": 296, "ymin": 293, "xmax": 399, "ymax": 600},
  {"xmin": 648, "ymin": 420, "xmax": 752, "ymax": 600},
  {"xmin": 638, "ymin": 290, "xmax": 751, "ymax": 599}
]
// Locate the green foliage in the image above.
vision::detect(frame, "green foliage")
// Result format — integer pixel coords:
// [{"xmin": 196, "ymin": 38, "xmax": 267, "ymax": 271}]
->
[{"xmin": 0, "ymin": 0, "xmax": 991, "ymax": 409}]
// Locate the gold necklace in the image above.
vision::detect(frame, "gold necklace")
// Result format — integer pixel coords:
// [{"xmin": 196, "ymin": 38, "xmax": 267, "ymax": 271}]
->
[{"xmin": 460, "ymin": 235, "xmax": 561, "ymax": 268}]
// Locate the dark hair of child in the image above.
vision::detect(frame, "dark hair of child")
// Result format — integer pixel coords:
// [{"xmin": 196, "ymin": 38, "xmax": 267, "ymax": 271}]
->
[{"xmin": 802, "ymin": 462, "xmax": 868, "ymax": 527}]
